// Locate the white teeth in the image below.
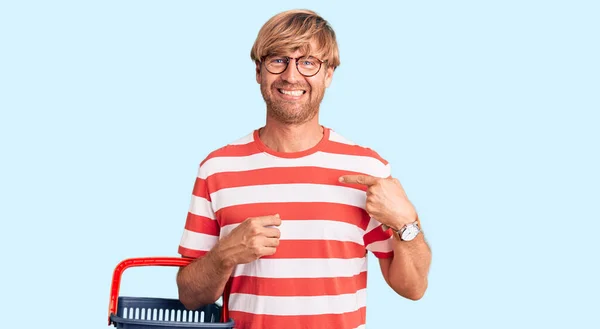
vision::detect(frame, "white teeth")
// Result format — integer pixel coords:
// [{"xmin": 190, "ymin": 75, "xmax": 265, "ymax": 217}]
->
[{"xmin": 279, "ymin": 89, "xmax": 304, "ymax": 96}]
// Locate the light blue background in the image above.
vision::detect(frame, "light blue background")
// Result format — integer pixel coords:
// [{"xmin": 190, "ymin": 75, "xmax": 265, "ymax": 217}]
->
[{"xmin": 1, "ymin": 1, "xmax": 598, "ymax": 328}]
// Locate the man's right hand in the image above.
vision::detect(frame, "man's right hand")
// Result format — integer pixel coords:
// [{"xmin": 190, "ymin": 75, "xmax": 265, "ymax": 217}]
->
[{"xmin": 213, "ymin": 214, "xmax": 282, "ymax": 269}]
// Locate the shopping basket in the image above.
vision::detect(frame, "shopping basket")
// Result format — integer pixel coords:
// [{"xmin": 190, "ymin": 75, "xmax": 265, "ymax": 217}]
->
[{"xmin": 108, "ymin": 257, "xmax": 235, "ymax": 328}]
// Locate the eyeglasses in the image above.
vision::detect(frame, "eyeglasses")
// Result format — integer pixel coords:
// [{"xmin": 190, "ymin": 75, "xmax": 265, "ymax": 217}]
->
[{"xmin": 262, "ymin": 55, "xmax": 326, "ymax": 77}]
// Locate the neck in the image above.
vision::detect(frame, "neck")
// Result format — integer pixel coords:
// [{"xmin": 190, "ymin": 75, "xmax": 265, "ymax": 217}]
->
[{"xmin": 259, "ymin": 115, "xmax": 324, "ymax": 153}]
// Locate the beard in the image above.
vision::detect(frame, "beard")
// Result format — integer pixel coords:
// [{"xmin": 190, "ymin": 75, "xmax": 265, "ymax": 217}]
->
[{"xmin": 260, "ymin": 81, "xmax": 325, "ymax": 125}]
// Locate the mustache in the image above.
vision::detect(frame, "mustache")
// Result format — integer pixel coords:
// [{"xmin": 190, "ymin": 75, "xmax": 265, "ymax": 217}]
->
[{"xmin": 273, "ymin": 82, "xmax": 309, "ymax": 90}]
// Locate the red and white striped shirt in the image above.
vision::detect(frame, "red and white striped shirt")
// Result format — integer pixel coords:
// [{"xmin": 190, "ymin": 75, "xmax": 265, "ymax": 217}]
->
[{"xmin": 178, "ymin": 126, "xmax": 395, "ymax": 329}]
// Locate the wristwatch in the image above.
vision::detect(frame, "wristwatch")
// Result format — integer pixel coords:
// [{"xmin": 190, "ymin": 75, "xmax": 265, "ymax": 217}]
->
[
  {"xmin": 398, "ymin": 221, "xmax": 420, "ymax": 241},
  {"xmin": 383, "ymin": 221, "xmax": 420, "ymax": 241}
]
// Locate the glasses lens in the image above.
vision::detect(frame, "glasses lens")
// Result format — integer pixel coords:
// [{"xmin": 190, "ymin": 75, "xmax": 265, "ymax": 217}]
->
[
  {"xmin": 297, "ymin": 56, "xmax": 321, "ymax": 76},
  {"xmin": 265, "ymin": 56, "xmax": 288, "ymax": 74}
]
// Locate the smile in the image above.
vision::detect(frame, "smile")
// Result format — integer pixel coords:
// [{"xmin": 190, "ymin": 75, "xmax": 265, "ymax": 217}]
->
[{"xmin": 278, "ymin": 89, "xmax": 305, "ymax": 96}]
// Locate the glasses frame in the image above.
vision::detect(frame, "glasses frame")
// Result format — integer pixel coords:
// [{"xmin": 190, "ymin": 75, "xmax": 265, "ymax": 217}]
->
[{"xmin": 261, "ymin": 55, "xmax": 326, "ymax": 77}]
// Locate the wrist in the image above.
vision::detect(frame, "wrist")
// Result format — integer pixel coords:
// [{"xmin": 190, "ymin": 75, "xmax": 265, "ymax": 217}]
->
[
  {"xmin": 383, "ymin": 215, "xmax": 415, "ymax": 232},
  {"xmin": 389, "ymin": 220, "xmax": 406, "ymax": 232},
  {"xmin": 384, "ymin": 214, "xmax": 420, "ymax": 242},
  {"xmin": 210, "ymin": 242, "xmax": 236, "ymax": 271}
]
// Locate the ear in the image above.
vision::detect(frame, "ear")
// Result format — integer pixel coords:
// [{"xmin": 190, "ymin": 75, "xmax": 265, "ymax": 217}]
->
[
  {"xmin": 255, "ymin": 61, "xmax": 262, "ymax": 84},
  {"xmin": 324, "ymin": 66, "xmax": 335, "ymax": 88}
]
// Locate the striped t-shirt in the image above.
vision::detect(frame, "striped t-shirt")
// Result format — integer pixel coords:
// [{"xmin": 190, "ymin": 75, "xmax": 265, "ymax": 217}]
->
[{"xmin": 178, "ymin": 126, "xmax": 395, "ymax": 329}]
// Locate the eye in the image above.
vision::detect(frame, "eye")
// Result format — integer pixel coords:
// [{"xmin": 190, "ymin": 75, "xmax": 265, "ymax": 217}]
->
[
  {"xmin": 269, "ymin": 57, "xmax": 287, "ymax": 64},
  {"xmin": 298, "ymin": 57, "xmax": 318, "ymax": 67}
]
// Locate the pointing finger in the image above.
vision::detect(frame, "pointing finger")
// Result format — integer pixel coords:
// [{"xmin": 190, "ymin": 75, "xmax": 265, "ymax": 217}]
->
[{"xmin": 339, "ymin": 175, "xmax": 379, "ymax": 186}]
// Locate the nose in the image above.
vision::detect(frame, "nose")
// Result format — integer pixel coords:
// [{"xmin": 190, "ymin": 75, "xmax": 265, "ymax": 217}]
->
[{"xmin": 279, "ymin": 58, "xmax": 301, "ymax": 83}]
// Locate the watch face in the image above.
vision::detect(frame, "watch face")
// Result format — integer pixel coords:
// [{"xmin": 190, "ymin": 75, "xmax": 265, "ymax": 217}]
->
[{"xmin": 401, "ymin": 224, "xmax": 419, "ymax": 241}]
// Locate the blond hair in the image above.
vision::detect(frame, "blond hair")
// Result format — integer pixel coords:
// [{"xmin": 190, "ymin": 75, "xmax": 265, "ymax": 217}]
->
[{"xmin": 250, "ymin": 9, "xmax": 340, "ymax": 69}]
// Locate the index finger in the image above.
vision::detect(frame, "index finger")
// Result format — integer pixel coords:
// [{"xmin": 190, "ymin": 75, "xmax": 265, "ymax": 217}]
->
[{"xmin": 339, "ymin": 174, "xmax": 379, "ymax": 186}]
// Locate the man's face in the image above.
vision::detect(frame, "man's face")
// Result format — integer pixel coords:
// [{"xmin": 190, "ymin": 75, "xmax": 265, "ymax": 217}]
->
[{"xmin": 256, "ymin": 46, "xmax": 334, "ymax": 125}]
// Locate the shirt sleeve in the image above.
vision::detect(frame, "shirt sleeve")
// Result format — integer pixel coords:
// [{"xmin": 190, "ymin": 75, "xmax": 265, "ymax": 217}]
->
[
  {"xmin": 363, "ymin": 220, "xmax": 394, "ymax": 258},
  {"xmin": 178, "ymin": 165, "xmax": 220, "ymax": 259}
]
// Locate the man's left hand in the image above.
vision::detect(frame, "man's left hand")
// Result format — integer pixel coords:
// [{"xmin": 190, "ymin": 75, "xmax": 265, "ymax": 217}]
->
[{"xmin": 339, "ymin": 174, "xmax": 417, "ymax": 231}]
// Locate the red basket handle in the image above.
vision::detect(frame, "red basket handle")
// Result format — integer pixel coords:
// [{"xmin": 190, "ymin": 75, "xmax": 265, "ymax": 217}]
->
[
  {"xmin": 108, "ymin": 257, "xmax": 191, "ymax": 325},
  {"xmin": 108, "ymin": 257, "xmax": 230, "ymax": 326},
  {"xmin": 107, "ymin": 257, "xmax": 230, "ymax": 326}
]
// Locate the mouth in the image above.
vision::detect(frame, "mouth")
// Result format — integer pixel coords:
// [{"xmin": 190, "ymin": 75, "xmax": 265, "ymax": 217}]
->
[{"xmin": 277, "ymin": 88, "xmax": 306, "ymax": 98}]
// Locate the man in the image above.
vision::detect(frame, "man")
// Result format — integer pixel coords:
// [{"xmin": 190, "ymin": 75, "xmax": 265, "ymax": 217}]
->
[{"xmin": 176, "ymin": 9, "xmax": 432, "ymax": 329}]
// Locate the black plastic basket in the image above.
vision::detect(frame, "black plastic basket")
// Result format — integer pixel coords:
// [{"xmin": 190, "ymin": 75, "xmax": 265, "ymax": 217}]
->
[{"xmin": 108, "ymin": 257, "xmax": 235, "ymax": 328}]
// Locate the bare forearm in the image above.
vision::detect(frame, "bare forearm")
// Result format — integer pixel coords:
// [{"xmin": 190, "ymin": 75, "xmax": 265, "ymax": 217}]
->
[
  {"xmin": 388, "ymin": 234, "xmax": 432, "ymax": 300},
  {"xmin": 176, "ymin": 247, "xmax": 234, "ymax": 310},
  {"xmin": 176, "ymin": 215, "xmax": 281, "ymax": 309}
]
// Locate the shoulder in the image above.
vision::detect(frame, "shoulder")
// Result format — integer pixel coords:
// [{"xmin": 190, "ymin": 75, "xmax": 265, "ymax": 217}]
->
[
  {"xmin": 327, "ymin": 128, "xmax": 389, "ymax": 165},
  {"xmin": 195, "ymin": 130, "xmax": 259, "ymax": 177},
  {"xmin": 325, "ymin": 128, "xmax": 391, "ymax": 177},
  {"xmin": 201, "ymin": 132, "xmax": 257, "ymax": 162}
]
